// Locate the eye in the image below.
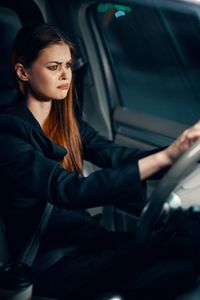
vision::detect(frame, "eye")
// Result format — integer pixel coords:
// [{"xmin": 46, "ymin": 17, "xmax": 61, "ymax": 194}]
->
[
  {"xmin": 65, "ymin": 61, "xmax": 72, "ymax": 69},
  {"xmin": 47, "ymin": 65, "xmax": 58, "ymax": 71}
]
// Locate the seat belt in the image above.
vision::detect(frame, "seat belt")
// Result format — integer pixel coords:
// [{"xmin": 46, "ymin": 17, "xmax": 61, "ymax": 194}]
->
[
  {"xmin": 13, "ymin": 201, "xmax": 79, "ymax": 279},
  {"xmin": 18, "ymin": 202, "xmax": 53, "ymax": 267}
]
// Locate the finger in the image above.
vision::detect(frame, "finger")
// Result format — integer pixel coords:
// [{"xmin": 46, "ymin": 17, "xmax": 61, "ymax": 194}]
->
[
  {"xmin": 193, "ymin": 121, "xmax": 200, "ymax": 129},
  {"xmin": 186, "ymin": 130, "xmax": 200, "ymax": 140}
]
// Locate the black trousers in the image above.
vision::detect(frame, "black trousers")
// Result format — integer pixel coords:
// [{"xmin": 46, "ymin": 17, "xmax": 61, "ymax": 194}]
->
[{"xmin": 34, "ymin": 228, "xmax": 200, "ymax": 300}]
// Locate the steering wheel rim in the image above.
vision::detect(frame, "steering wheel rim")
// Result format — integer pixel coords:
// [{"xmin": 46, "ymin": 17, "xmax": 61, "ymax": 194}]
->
[{"xmin": 136, "ymin": 139, "xmax": 200, "ymax": 245}]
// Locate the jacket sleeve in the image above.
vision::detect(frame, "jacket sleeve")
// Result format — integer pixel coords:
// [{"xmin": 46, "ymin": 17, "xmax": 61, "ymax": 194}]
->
[
  {"xmin": 3, "ymin": 146, "xmax": 144, "ymax": 210},
  {"xmin": 80, "ymin": 120, "xmax": 153, "ymax": 168},
  {"xmin": 80, "ymin": 120, "xmax": 169, "ymax": 180}
]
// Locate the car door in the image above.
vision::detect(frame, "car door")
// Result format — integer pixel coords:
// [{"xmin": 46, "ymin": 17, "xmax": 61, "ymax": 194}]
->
[{"xmin": 71, "ymin": 0, "xmax": 200, "ymax": 229}]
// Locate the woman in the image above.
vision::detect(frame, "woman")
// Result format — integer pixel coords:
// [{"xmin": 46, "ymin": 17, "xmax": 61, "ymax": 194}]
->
[{"xmin": 0, "ymin": 23, "xmax": 200, "ymax": 299}]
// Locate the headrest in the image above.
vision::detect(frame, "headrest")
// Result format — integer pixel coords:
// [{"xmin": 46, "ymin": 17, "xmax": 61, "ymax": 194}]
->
[{"xmin": 0, "ymin": 7, "xmax": 22, "ymax": 91}]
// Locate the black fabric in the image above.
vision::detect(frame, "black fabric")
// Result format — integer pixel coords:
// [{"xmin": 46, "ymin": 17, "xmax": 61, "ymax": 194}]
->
[
  {"xmin": 32, "ymin": 210, "xmax": 200, "ymax": 300},
  {"xmin": 0, "ymin": 94, "xmax": 150, "ymax": 257},
  {"xmin": 34, "ymin": 230, "xmax": 200, "ymax": 300},
  {"xmin": 1, "ymin": 95, "xmax": 200, "ymax": 299}
]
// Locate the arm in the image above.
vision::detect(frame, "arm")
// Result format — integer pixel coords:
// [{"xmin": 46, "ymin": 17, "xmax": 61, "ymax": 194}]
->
[
  {"xmin": 2, "ymin": 149, "xmax": 144, "ymax": 210},
  {"xmin": 80, "ymin": 120, "xmax": 154, "ymax": 168},
  {"xmin": 138, "ymin": 121, "xmax": 200, "ymax": 180},
  {"xmin": 0, "ymin": 116, "xmax": 144, "ymax": 210}
]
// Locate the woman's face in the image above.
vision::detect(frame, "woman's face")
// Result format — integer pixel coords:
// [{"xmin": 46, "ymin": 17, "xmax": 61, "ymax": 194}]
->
[{"xmin": 20, "ymin": 42, "xmax": 72, "ymax": 101}]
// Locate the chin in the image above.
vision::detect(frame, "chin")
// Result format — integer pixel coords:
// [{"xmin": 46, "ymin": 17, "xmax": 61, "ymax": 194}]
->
[
  {"xmin": 52, "ymin": 93, "xmax": 68, "ymax": 101},
  {"xmin": 57, "ymin": 91, "xmax": 68, "ymax": 100},
  {"xmin": 54, "ymin": 96, "xmax": 67, "ymax": 101}
]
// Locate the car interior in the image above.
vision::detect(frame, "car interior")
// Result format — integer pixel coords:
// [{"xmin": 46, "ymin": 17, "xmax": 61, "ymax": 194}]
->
[{"xmin": 1, "ymin": 0, "xmax": 200, "ymax": 299}]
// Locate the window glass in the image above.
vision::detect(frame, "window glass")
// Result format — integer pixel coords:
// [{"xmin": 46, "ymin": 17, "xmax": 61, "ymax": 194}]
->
[{"xmin": 96, "ymin": 2, "xmax": 200, "ymax": 125}]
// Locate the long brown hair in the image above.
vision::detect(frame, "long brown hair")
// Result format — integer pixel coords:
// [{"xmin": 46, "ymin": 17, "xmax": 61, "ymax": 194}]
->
[{"xmin": 11, "ymin": 24, "xmax": 83, "ymax": 173}]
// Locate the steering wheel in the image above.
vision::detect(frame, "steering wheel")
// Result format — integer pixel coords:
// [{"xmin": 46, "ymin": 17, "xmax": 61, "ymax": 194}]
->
[{"xmin": 136, "ymin": 139, "xmax": 200, "ymax": 244}]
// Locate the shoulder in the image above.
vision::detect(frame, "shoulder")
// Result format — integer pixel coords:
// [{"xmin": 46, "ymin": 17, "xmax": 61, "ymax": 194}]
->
[
  {"xmin": 0, "ymin": 113, "xmax": 29, "ymax": 137},
  {"xmin": 0, "ymin": 104, "xmax": 41, "ymax": 157},
  {"xmin": 0, "ymin": 114, "xmax": 33, "ymax": 163},
  {"xmin": 0, "ymin": 98, "xmax": 44, "ymax": 138},
  {"xmin": 79, "ymin": 119, "xmax": 109, "ymax": 142},
  {"xmin": 0, "ymin": 106, "xmax": 67, "ymax": 163}
]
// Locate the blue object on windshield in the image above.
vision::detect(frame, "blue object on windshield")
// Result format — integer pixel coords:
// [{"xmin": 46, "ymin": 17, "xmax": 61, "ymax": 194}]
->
[
  {"xmin": 98, "ymin": 3, "xmax": 132, "ymax": 14},
  {"xmin": 115, "ymin": 10, "xmax": 126, "ymax": 18}
]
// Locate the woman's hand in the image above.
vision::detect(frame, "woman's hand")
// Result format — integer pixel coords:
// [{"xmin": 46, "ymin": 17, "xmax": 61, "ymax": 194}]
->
[
  {"xmin": 164, "ymin": 120, "xmax": 200, "ymax": 165},
  {"xmin": 138, "ymin": 121, "xmax": 200, "ymax": 181}
]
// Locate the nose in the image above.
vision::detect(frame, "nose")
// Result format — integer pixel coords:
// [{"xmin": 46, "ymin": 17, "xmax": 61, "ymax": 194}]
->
[{"xmin": 59, "ymin": 66, "xmax": 71, "ymax": 80}]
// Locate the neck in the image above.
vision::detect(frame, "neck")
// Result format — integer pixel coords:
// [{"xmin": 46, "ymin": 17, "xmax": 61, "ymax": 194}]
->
[{"xmin": 26, "ymin": 95, "xmax": 52, "ymax": 128}]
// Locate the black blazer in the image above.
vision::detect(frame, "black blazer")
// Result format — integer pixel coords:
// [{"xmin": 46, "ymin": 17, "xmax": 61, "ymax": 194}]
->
[{"xmin": 0, "ymin": 95, "xmax": 151, "ymax": 254}]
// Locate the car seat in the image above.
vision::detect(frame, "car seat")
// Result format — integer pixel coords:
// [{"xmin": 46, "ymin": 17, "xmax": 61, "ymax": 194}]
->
[{"xmin": 0, "ymin": 7, "xmax": 19, "ymax": 110}]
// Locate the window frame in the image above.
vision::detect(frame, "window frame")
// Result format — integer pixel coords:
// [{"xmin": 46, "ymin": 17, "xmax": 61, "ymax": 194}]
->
[{"xmin": 82, "ymin": 0, "xmax": 200, "ymax": 150}]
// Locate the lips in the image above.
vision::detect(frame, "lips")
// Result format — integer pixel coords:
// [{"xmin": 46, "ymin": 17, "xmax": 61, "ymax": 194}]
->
[{"xmin": 57, "ymin": 83, "xmax": 70, "ymax": 90}]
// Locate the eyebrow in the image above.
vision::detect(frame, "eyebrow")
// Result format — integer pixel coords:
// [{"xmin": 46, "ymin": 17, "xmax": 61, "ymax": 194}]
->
[{"xmin": 47, "ymin": 59, "xmax": 72, "ymax": 64}]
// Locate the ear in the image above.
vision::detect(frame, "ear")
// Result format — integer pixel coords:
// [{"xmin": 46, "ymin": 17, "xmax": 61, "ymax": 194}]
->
[{"xmin": 15, "ymin": 63, "xmax": 29, "ymax": 81}]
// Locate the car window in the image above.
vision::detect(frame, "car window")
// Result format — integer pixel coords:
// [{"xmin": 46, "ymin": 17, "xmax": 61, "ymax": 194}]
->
[{"xmin": 96, "ymin": 2, "xmax": 200, "ymax": 126}]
